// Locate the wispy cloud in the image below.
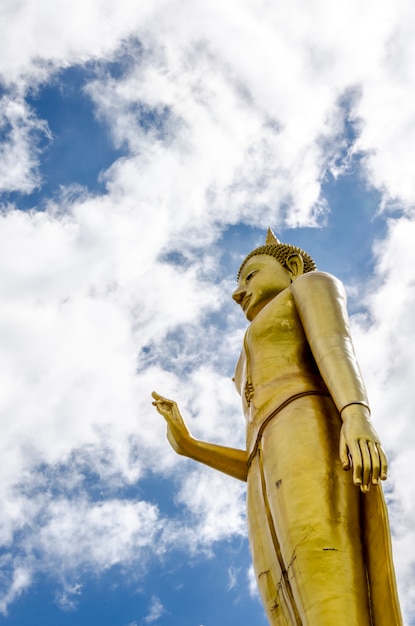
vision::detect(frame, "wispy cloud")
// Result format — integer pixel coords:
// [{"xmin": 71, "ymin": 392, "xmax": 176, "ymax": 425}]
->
[
  {"xmin": 144, "ymin": 596, "xmax": 164, "ymax": 623},
  {"xmin": 0, "ymin": 92, "xmax": 50, "ymax": 193}
]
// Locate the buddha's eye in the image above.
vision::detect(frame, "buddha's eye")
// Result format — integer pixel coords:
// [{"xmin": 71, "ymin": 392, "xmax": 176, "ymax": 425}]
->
[{"xmin": 246, "ymin": 270, "xmax": 258, "ymax": 283}]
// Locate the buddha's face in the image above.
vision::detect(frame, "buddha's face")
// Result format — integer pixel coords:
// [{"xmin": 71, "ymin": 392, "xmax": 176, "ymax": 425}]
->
[{"xmin": 232, "ymin": 254, "xmax": 293, "ymax": 321}]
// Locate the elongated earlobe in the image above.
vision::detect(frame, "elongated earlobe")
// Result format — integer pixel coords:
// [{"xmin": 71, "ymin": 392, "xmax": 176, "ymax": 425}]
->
[{"xmin": 285, "ymin": 253, "xmax": 304, "ymax": 279}]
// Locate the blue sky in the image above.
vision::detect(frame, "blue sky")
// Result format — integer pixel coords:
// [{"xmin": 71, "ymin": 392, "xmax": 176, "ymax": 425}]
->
[{"xmin": 1, "ymin": 1, "xmax": 415, "ymax": 625}]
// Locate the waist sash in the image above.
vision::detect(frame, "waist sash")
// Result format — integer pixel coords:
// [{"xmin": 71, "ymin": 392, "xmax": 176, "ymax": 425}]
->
[{"xmin": 247, "ymin": 390, "xmax": 330, "ymax": 468}]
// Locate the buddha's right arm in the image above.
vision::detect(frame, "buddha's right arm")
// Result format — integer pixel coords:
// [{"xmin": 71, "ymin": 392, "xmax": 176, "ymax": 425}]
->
[
  {"xmin": 180, "ymin": 438, "xmax": 248, "ymax": 482},
  {"xmin": 152, "ymin": 391, "xmax": 248, "ymax": 482}
]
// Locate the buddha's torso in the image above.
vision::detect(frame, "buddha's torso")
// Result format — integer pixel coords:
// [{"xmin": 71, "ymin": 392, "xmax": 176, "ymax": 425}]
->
[{"xmin": 233, "ymin": 286, "xmax": 328, "ymax": 454}]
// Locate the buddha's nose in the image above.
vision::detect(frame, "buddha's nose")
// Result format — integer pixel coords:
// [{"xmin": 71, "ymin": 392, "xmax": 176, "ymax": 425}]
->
[{"xmin": 232, "ymin": 287, "xmax": 245, "ymax": 305}]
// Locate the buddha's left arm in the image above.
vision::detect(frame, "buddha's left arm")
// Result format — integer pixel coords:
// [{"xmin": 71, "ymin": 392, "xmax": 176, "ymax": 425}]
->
[{"xmin": 291, "ymin": 272, "xmax": 387, "ymax": 492}]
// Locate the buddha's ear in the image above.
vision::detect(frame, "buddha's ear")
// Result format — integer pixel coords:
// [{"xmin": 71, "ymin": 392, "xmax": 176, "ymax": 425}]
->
[{"xmin": 285, "ymin": 253, "xmax": 304, "ymax": 280}]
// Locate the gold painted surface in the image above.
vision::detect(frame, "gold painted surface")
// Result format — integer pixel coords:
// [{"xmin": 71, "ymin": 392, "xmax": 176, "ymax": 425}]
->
[{"xmin": 152, "ymin": 232, "xmax": 403, "ymax": 625}]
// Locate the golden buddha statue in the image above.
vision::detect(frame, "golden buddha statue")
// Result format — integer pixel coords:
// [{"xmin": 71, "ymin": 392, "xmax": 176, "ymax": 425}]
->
[{"xmin": 152, "ymin": 229, "xmax": 402, "ymax": 625}]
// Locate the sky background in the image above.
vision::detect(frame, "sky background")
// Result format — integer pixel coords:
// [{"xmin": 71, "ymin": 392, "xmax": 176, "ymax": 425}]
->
[{"xmin": 0, "ymin": 1, "xmax": 415, "ymax": 624}]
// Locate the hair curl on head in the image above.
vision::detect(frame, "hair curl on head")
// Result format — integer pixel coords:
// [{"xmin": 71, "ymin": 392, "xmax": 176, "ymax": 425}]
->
[{"xmin": 237, "ymin": 243, "xmax": 317, "ymax": 280}]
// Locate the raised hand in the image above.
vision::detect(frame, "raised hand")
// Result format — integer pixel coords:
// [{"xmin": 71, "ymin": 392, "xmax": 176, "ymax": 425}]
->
[
  {"xmin": 152, "ymin": 391, "xmax": 193, "ymax": 456},
  {"xmin": 339, "ymin": 404, "xmax": 388, "ymax": 493},
  {"xmin": 151, "ymin": 391, "xmax": 248, "ymax": 480}
]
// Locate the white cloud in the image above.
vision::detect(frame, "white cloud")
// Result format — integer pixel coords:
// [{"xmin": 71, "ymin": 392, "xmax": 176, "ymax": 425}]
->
[
  {"xmin": 35, "ymin": 498, "xmax": 161, "ymax": 570},
  {"xmin": 0, "ymin": 92, "xmax": 49, "ymax": 193},
  {"xmin": 0, "ymin": 0, "xmax": 169, "ymax": 86},
  {"xmin": 0, "ymin": 0, "xmax": 414, "ymax": 214},
  {"xmin": 247, "ymin": 564, "xmax": 259, "ymax": 599},
  {"xmin": 54, "ymin": 581, "xmax": 82, "ymax": 612},
  {"xmin": 0, "ymin": 193, "xmax": 239, "ymax": 612},
  {"xmin": 174, "ymin": 468, "xmax": 246, "ymax": 548},
  {"xmin": 0, "ymin": 563, "xmax": 32, "ymax": 615},
  {"xmin": 227, "ymin": 566, "xmax": 239, "ymax": 591},
  {"xmin": 144, "ymin": 595, "xmax": 164, "ymax": 623}
]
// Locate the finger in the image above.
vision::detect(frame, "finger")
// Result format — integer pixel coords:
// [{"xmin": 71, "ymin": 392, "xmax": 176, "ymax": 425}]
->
[
  {"xmin": 358, "ymin": 440, "xmax": 372, "ymax": 492},
  {"xmin": 339, "ymin": 430, "xmax": 351, "ymax": 470},
  {"xmin": 349, "ymin": 441, "xmax": 363, "ymax": 487},
  {"xmin": 359, "ymin": 441, "xmax": 372, "ymax": 488},
  {"xmin": 368, "ymin": 441, "xmax": 380, "ymax": 484},
  {"xmin": 152, "ymin": 402, "xmax": 165, "ymax": 416},
  {"xmin": 378, "ymin": 444, "xmax": 388, "ymax": 480},
  {"xmin": 152, "ymin": 401, "xmax": 166, "ymax": 410},
  {"xmin": 152, "ymin": 390, "xmax": 173, "ymax": 401}
]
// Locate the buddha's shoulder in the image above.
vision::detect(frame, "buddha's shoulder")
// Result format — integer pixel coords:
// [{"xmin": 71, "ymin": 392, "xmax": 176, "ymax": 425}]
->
[{"xmin": 291, "ymin": 271, "xmax": 345, "ymax": 298}]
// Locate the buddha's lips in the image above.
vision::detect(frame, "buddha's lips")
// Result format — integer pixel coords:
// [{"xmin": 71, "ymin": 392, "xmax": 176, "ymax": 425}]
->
[{"xmin": 242, "ymin": 295, "xmax": 251, "ymax": 311}]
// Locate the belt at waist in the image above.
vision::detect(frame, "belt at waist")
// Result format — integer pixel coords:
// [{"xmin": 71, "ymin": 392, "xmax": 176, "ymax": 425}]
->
[{"xmin": 247, "ymin": 390, "xmax": 331, "ymax": 468}]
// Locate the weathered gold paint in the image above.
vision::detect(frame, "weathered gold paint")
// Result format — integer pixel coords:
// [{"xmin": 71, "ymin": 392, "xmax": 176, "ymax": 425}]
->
[{"xmin": 152, "ymin": 231, "xmax": 402, "ymax": 625}]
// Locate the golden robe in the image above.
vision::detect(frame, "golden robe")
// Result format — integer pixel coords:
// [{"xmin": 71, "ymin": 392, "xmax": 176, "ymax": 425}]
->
[{"xmin": 234, "ymin": 272, "xmax": 402, "ymax": 626}]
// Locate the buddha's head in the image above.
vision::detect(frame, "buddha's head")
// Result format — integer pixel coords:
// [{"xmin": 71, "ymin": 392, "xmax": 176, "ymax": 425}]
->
[{"xmin": 232, "ymin": 229, "xmax": 316, "ymax": 321}]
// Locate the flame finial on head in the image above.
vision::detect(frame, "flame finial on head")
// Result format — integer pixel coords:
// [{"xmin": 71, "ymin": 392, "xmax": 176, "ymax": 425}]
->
[{"xmin": 265, "ymin": 228, "xmax": 280, "ymax": 245}]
